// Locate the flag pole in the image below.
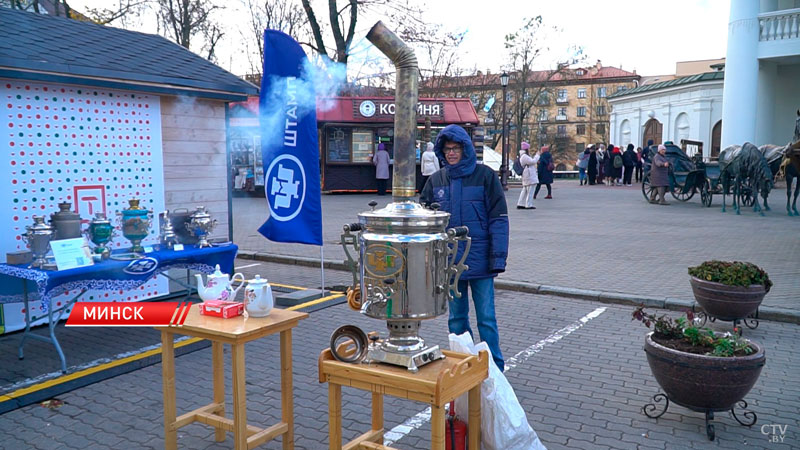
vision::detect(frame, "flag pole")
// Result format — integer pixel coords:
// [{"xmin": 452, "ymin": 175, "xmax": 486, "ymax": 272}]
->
[{"xmin": 320, "ymin": 245, "xmax": 326, "ymax": 296}]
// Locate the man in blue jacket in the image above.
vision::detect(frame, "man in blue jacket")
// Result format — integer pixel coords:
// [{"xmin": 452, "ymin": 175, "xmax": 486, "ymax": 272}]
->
[{"xmin": 420, "ymin": 124, "xmax": 509, "ymax": 371}]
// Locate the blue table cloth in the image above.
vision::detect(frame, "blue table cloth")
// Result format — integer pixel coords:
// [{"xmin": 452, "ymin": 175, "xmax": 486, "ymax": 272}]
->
[{"xmin": 0, "ymin": 244, "xmax": 238, "ymax": 312}]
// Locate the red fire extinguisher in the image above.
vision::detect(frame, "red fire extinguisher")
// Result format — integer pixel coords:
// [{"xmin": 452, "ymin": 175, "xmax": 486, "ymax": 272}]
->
[{"xmin": 445, "ymin": 401, "xmax": 467, "ymax": 450}]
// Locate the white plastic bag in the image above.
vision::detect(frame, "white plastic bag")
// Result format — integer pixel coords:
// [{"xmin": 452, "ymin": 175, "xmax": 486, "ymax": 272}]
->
[{"xmin": 449, "ymin": 332, "xmax": 546, "ymax": 450}]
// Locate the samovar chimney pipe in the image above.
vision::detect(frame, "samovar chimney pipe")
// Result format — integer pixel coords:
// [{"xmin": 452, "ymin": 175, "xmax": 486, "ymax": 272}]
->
[{"xmin": 366, "ymin": 21, "xmax": 419, "ymax": 201}]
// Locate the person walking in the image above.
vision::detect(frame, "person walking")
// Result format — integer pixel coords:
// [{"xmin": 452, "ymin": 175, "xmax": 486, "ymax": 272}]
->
[
  {"xmin": 420, "ymin": 124, "xmax": 509, "ymax": 371},
  {"xmin": 372, "ymin": 143, "xmax": 390, "ymax": 195},
  {"xmin": 635, "ymin": 146, "xmax": 644, "ymax": 183},
  {"xmin": 516, "ymin": 142, "xmax": 539, "ymax": 209},
  {"xmin": 587, "ymin": 146, "xmax": 598, "ymax": 185},
  {"xmin": 622, "ymin": 143, "xmax": 636, "ymax": 186},
  {"xmin": 534, "ymin": 145, "xmax": 554, "ymax": 199},
  {"xmin": 420, "ymin": 141, "xmax": 439, "ymax": 191},
  {"xmin": 649, "ymin": 144, "xmax": 671, "ymax": 205},
  {"xmin": 577, "ymin": 147, "xmax": 591, "ymax": 185}
]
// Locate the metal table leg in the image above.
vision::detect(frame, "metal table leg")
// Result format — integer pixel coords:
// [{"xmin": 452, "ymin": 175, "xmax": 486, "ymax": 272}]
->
[{"xmin": 18, "ymin": 282, "xmax": 87, "ymax": 374}]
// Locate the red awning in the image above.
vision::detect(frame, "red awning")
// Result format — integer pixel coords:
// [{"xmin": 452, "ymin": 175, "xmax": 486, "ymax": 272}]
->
[{"xmin": 228, "ymin": 96, "xmax": 480, "ymax": 126}]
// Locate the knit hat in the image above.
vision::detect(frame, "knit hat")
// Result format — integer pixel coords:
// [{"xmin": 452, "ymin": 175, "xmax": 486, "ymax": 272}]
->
[
  {"xmin": 658, "ymin": 144, "xmax": 667, "ymax": 151},
  {"xmin": 378, "ymin": 143, "xmax": 385, "ymax": 151},
  {"xmin": 426, "ymin": 142, "xmax": 434, "ymax": 151},
  {"xmin": 521, "ymin": 141, "xmax": 530, "ymax": 150}
]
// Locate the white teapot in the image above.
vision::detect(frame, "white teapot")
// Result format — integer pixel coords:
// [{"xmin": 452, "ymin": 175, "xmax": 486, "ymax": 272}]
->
[
  {"xmin": 195, "ymin": 264, "xmax": 245, "ymax": 302},
  {"xmin": 244, "ymin": 275, "xmax": 273, "ymax": 318}
]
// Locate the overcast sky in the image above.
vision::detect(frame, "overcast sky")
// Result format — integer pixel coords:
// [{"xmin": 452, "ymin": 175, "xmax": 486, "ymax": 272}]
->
[{"xmin": 69, "ymin": 0, "xmax": 731, "ymax": 77}]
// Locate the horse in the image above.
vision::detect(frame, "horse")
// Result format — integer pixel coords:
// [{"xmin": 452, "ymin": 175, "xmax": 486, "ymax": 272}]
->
[{"xmin": 719, "ymin": 142, "xmax": 773, "ymax": 216}]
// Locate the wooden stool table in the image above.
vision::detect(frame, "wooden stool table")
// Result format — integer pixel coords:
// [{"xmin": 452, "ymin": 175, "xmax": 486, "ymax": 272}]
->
[
  {"xmin": 156, "ymin": 305, "xmax": 307, "ymax": 450},
  {"xmin": 319, "ymin": 348, "xmax": 488, "ymax": 450}
]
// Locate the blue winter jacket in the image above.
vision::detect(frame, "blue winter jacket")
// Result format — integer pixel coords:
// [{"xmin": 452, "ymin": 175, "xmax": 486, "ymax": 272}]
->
[{"xmin": 420, "ymin": 125, "xmax": 509, "ymax": 279}]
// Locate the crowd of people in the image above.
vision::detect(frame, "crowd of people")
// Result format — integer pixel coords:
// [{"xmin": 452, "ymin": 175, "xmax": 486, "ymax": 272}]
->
[{"xmin": 576, "ymin": 143, "xmax": 645, "ymax": 187}]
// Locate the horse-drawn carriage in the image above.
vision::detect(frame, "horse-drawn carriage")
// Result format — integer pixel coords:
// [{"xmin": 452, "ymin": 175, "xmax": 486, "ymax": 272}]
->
[{"xmin": 641, "ymin": 108, "xmax": 800, "ymax": 216}]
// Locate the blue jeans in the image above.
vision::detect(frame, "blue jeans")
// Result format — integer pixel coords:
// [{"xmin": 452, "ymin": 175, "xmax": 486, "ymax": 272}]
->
[
  {"xmin": 579, "ymin": 167, "xmax": 587, "ymax": 182},
  {"xmin": 449, "ymin": 277, "xmax": 504, "ymax": 371}
]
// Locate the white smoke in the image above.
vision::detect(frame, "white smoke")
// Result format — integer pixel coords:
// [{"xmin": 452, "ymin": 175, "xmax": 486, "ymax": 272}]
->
[{"xmin": 258, "ymin": 58, "xmax": 347, "ymax": 152}]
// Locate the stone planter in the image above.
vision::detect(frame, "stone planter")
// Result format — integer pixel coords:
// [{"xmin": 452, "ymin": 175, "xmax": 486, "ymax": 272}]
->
[
  {"xmin": 643, "ymin": 332, "xmax": 766, "ymax": 440},
  {"xmin": 689, "ymin": 276, "xmax": 766, "ymax": 322}
]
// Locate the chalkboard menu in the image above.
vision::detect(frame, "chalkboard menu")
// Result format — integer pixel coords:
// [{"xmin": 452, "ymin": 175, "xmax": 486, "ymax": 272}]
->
[{"xmin": 327, "ymin": 127, "xmax": 350, "ymax": 162}]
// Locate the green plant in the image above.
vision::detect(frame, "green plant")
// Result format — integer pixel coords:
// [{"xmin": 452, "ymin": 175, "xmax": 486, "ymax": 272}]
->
[
  {"xmin": 632, "ymin": 306, "xmax": 754, "ymax": 357},
  {"xmin": 688, "ymin": 260, "xmax": 772, "ymax": 292}
]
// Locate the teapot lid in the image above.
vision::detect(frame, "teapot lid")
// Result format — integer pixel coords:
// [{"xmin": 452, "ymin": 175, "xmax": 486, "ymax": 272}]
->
[
  {"xmin": 207, "ymin": 264, "xmax": 227, "ymax": 279},
  {"xmin": 247, "ymin": 274, "xmax": 268, "ymax": 285}
]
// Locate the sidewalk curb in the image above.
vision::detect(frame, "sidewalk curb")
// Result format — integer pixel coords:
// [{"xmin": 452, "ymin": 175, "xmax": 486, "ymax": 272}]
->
[{"xmin": 239, "ymin": 251, "xmax": 800, "ymax": 325}]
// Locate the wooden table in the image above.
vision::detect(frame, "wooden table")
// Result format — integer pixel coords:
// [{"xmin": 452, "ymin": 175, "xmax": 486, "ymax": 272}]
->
[
  {"xmin": 156, "ymin": 305, "xmax": 307, "ymax": 450},
  {"xmin": 319, "ymin": 347, "xmax": 488, "ymax": 450}
]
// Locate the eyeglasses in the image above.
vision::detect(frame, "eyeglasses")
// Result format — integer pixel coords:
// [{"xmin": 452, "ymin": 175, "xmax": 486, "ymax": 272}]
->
[{"xmin": 443, "ymin": 146, "xmax": 462, "ymax": 154}]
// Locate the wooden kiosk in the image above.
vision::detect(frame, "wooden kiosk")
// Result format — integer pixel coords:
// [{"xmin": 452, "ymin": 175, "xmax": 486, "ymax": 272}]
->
[{"xmin": 319, "ymin": 347, "xmax": 489, "ymax": 450}]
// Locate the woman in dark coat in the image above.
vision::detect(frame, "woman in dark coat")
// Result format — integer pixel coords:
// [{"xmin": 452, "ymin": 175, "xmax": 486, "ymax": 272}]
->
[
  {"xmin": 534, "ymin": 145, "xmax": 554, "ymax": 199},
  {"xmin": 635, "ymin": 146, "xmax": 644, "ymax": 182},
  {"xmin": 649, "ymin": 144, "xmax": 671, "ymax": 205},
  {"xmin": 587, "ymin": 147, "xmax": 598, "ymax": 185},
  {"xmin": 604, "ymin": 145, "xmax": 616, "ymax": 185},
  {"xmin": 622, "ymin": 143, "xmax": 636, "ymax": 186}
]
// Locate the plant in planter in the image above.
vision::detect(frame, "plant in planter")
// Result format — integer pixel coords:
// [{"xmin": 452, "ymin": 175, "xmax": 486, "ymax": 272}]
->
[
  {"xmin": 632, "ymin": 306, "xmax": 766, "ymax": 441},
  {"xmin": 688, "ymin": 261, "xmax": 772, "ymax": 332}
]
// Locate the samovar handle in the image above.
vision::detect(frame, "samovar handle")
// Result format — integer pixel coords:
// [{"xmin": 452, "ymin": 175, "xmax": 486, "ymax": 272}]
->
[
  {"xmin": 340, "ymin": 223, "xmax": 362, "ymax": 288},
  {"xmin": 446, "ymin": 226, "xmax": 471, "ymax": 299}
]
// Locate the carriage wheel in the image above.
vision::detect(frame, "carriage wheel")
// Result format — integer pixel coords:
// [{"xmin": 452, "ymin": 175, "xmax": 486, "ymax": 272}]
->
[
  {"xmin": 641, "ymin": 173, "xmax": 656, "ymax": 202},
  {"xmin": 739, "ymin": 181, "xmax": 755, "ymax": 207},
  {"xmin": 671, "ymin": 184, "xmax": 695, "ymax": 202},
  {"xmin": 701, "ymin": 179, "xmax": 713, "ymax": 207}
]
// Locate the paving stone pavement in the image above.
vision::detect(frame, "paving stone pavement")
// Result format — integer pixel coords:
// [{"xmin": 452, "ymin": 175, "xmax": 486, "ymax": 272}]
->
[
  {"xmin": 232, "ymin": 179, "xmax": 800, "ymax": 312},
  {"xmin": 1, "ymin": 261, "xmax": 798, "ymax": 449}
]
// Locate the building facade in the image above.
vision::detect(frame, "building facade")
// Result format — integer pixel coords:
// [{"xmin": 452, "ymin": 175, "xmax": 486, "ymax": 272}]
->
[
  {"xmin": 420, "ymin": 61, "xmax": 639, "ymax": 169},
  {"xmin": 722, "ymin": 0, "xmax": 800, "ymax": 148},
  {"xmin": 608, "ymin": 72, "xmax": 724, "ymax": 159}
]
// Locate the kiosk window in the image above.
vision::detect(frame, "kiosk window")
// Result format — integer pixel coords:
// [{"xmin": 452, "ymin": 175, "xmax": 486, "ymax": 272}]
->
[
  {"xmin": 327, "ymin": 127, "xmax": 351, "ymax": 162},
  {"xmin": 351, "ymin": 130, "xmax": 373, "ymax": 163}
]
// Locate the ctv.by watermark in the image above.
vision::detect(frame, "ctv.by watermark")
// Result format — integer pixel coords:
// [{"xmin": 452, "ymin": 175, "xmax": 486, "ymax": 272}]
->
[{"xmin": 761, "ymin": 424, "xmax": 789, "ymax": 443}]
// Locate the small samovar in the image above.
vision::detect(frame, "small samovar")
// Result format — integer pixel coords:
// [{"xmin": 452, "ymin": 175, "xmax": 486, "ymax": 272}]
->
[
  {"xmin": 186, "ymin": 206, "xmax": 217, "ymax": 248},
  {"xmin": 158, "ymin": 210, "xmax": 179, "ymax": 249},
  {"xmin": 85, "ymin": 212, "xmax": 115, "ymax": 259},
  {"xmin": 22, "ymin": 215, "xmax": 55, "ymax": 269}
]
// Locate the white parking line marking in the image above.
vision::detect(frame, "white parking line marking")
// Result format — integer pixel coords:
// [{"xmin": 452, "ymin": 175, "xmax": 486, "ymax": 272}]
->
[
  {"xmin": 234, "ymin": 263, "xmax": 262, "ymax": 270},
  {"xmin": 382, "ymin": 306, "xmax": 607, "ymax": 446}
]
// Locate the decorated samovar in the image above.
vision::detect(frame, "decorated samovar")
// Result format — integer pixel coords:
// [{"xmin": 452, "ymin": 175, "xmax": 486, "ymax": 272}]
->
[
  {"xmin": 118, "ymin": 198, "xmax": 153, "ymax": 253},
  {"xmin": 335, "ymin": 22, "xmax": 471, "ymax": 373},
  {"xmin": 186, "ymin": 206, "xmax": 217, "ymax": 248},
  {"xmin": 22, "ymin": 215, "xmax": 55, "ymax": 269},
  {"xmin": 85, "ymin": 212, "xmax": 115, "ymax": 259}
]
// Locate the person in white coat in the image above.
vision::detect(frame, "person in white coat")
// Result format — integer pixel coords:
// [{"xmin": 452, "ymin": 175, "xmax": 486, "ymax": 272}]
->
[
  {"xmin": 516, "ymin": 142, "xmax": 539, "ymax": 209},
  {"xmin": 420, "ymin": 141, "xmax": 440, "ymax": 190}
]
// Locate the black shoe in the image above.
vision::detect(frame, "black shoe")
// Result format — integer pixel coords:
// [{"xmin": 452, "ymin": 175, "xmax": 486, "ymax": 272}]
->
[
  {"xmin": 527, "ymin": 206, "xmax": 536, "ymax": 209},
  {"xmin": 516, "ymin": 206, "xmax": 525, "ymax": 209}
]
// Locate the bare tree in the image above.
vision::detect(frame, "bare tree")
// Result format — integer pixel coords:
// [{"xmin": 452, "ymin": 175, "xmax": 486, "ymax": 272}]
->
[
  {"xmin": 154, "ymin": 0, "xmax": 224, "ymax": 61},
  {"xmin": 503, "ymin": 16, "xmax": 583, "ymax": 161},
  {"xmin": 240, "ymin": 0, "xmax": 307, "ymax": 74}
]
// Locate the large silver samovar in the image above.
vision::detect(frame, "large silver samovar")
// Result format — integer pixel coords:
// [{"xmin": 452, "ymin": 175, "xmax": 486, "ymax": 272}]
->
[
  {"xmin": 22, "ymin": 215, "xmax": 55, "ymax": 269},
  {"xmin": 336, "ymin": 21, "xmax": 471, "ymax": 373}
]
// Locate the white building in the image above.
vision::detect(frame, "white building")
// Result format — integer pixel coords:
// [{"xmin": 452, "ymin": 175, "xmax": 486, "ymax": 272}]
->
[
  {"xmin": 723, "ymin": 0, "xmax": 800, "ymax": 148},
  {"xmin": 609, "ymin": 0, "xmax": 800, "ymax": 159},
  {"xmin": 608, "ymin": 72, "xmax": 724, "ymax": 158}
]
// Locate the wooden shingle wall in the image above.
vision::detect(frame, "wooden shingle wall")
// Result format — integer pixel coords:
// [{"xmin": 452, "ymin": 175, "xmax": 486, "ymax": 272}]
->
[{"xmin": 160, "ymin": 96, "xmax": 230, "ymax": 241}]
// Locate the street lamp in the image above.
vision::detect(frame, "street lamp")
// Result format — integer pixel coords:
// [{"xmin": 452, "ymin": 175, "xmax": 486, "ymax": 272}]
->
[{"xmin": 500, "ymin": 71, "xmax": 509, "ymax": 190}]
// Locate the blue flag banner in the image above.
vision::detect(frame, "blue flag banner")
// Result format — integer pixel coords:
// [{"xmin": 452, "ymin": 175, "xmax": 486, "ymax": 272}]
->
[{"xmin": 257, "ymin": 30, "xmax": 322, "ymax": 245}]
